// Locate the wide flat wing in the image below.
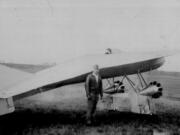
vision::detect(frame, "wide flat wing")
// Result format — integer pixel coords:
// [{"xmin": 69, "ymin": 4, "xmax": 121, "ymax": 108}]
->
[
  {"xmin": 0, "ymin": 64, "xmax": 33, "ymax": 92},
  {"xmin": 0, "ymin": 64, "xmax": 35, "ymax": 115},
  {"xmin": 0, "ymin": 51, "xmax": 175, "ymax": 99}
]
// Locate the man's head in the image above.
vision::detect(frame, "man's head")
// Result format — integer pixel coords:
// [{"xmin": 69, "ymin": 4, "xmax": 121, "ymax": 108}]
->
[{"xmin": 92, "ymin": 64, "xmax": 99, "ymax": 75}]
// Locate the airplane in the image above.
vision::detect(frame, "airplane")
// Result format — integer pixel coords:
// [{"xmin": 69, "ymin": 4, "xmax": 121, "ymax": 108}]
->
[{"xmin": 0, "ymin": 48, "xmax": 176, "ymax": 116}]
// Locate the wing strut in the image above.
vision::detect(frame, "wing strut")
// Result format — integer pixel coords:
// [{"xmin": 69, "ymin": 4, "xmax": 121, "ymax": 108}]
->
[
  {"xmin": 125, "ymin": 75, "xmax": 138, "ymax": 93},
  {"xmin": 137, "ymin": 72, "xmax": 148, "ymax": 89}
]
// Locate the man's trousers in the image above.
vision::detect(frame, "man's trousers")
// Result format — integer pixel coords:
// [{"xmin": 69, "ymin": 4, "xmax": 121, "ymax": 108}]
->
[{"xmin": 86, "ymin": 95, "xmax": 99, "ymax": 123}]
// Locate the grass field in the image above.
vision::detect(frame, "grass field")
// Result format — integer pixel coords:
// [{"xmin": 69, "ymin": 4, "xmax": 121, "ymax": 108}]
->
[
  {"xmin": 0, "ymin": 64, "xmax": 180, "ymax": 135},
  {"xmin": 0, "ymin": 83, "xmax": 180, "ymax": 135}
]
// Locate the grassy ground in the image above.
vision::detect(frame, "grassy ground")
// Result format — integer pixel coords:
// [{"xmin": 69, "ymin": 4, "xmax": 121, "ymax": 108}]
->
[
  {"xmin": 1, "ymin": 84, "xmax": 180, "ymax": 135},
  {"xmin": 1, "ymin": 98, "xmax": 180, "ymax": 135}
]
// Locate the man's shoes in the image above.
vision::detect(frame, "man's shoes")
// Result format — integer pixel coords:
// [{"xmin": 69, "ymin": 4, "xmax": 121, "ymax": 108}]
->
[{"xmin": 86, "ymin": 120, "xmax": 92, "ymax": 126}]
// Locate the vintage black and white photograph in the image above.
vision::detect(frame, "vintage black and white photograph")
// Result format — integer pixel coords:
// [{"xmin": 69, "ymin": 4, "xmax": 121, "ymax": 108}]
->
[{"xmin": 0, "ymin": 0, "xmax": 180, "ymax": 135}]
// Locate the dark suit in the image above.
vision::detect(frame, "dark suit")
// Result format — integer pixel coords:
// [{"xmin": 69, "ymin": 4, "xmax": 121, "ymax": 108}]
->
[{"xmin": 85, "ymin": 73, "xmax": 103, "ymax": 124}]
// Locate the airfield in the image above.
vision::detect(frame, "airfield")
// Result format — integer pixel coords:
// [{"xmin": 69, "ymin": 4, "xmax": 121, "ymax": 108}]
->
[{"xmin": 1, "ymin": 64, "xmax": 180, "ymax": 135}]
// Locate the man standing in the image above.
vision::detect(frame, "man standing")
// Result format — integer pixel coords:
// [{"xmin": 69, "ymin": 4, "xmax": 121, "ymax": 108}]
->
[{"xmin": 85, "ymin": 64, "xmax": 103, "ymax": 125}]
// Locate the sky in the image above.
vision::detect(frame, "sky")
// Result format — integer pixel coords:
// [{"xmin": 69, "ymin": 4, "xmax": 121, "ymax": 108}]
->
[{"xmin": 0, "ymin": 0, "xmax": 180, "ymax": 69}]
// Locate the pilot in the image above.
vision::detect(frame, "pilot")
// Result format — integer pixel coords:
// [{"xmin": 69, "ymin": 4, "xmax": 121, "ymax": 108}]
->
[{"xmin": 85, "ymin": 64, "xmax": 103, "ymax": 125}]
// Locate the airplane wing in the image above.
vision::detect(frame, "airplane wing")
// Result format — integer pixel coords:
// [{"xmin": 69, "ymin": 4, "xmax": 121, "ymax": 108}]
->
[
  {"xmin": 0, "ymin": 63, "xmax": 33, "ymax": 90},
  {"xmin": 0, "ymin": 62, "xmax": 53, "ymax": 73},
  {"xmin": 0, "ymin": 63, "xmax": 35, "ymax": 115},
  {"xmin": 0, "ymin": 50, "xmax": 177, "ymax": 100}
]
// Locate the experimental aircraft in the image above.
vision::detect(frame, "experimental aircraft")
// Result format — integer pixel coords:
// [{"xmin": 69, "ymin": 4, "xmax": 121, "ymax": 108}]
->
[{"xmin": 0, "ymin": 49, "xmax": 175, "ymax": 116}]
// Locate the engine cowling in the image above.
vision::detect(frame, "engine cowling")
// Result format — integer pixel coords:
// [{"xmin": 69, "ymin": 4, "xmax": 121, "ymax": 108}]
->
[{"xmin": 139, "ymin": 82, "xmax": 163, "ymax": 98}]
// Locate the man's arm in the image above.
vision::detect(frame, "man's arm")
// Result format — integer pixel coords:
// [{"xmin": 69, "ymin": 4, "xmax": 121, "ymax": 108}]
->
[
  {"xmin": 85, "ymin": 75, "xmax": 91, "ymax": 98},
  {"xmin": 99, "ymin": 78, "xmax": 103, "ymax": 99}
]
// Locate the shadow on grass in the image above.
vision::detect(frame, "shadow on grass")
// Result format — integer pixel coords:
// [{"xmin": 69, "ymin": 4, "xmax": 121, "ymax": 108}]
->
[{"xmin": 0, "ymin": 108, "xmax": 180, "ymax": 135}]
